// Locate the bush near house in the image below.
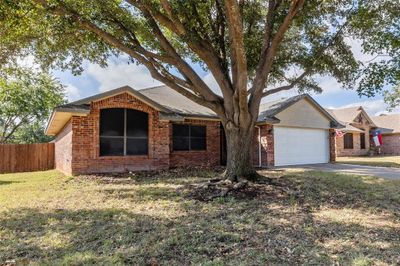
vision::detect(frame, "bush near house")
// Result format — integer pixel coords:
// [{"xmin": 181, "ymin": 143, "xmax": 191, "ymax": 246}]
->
[{"xmin": 0, "ymin": 168, "xmax": 399, "ymax": 265}]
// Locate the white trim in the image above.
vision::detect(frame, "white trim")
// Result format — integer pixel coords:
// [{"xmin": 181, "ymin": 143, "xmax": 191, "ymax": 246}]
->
[{"xmin": 255, "ymin": 126, "xmax": 262, "ymax": 167}]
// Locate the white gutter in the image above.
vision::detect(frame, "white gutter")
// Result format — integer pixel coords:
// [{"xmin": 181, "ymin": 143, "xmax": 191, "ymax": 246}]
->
[{"xmin": 255, "ymin": 126, "xmax": 262, "ymax": 167}]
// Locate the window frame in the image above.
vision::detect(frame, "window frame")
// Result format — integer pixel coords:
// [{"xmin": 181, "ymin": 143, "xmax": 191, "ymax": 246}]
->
[
  {"xmin": 99, "ymin": 108, "xmax": 149, "ymax": 157},
  {"xmin": 172, "ymin": 124, "xmax": 207, "ymax": 152},
  {"xmin": 343, "ymin": 133, "xmax": 354, "ymax": 149},
  {"xmin": 360, "ymin": 133, "xmax": 366, "ymax": 149}
]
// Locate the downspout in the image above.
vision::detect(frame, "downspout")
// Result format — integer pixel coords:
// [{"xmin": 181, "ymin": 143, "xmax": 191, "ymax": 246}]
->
[{"xmin": 255, "ymin": 126, "xmax": 262, "ymax": 167}]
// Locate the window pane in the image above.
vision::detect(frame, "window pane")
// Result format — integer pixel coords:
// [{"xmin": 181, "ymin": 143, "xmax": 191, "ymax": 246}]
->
[
  {"xmin": 126, "ymin": 138, "xmax": 148, "ymax": 155},
  {"xmin": 127, "ymin": 109, "xmax": 148, "ymax": 137},
  {"xmin": 100, "ymin": 109, "xmax": 124, "ymax": 136},
  {"xmin": 191, "ymin": 125, "xmax": 206, "ymax": 138},
  {"xmin": 173, "ymin": 124, "xmax": 189, "ymax": 137},
  {"xmin": 360, "ymin": 133, "xmax": 366, "ymax": 149},
  {"xmin": 191, "ymin": 137, "xmax": 206, "ymax": 150},
  {"xmin": 344, "ymin": 133, "xmax": 353, "ymax": 149},
  {"xmin": 173, "ymin": 137, "xmax": 190, "ymax": 151},
  {"xmin": 100, "ymin": 137, "xmax": 124, "ymax": 156}
]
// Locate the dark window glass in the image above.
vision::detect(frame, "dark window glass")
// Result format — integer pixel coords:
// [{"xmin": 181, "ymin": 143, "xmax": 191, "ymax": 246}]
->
[
  {"xmin": 344, "ymin": 133, "xmax": 354, "ymax": 149},
  {"xmin": 100, "ymin": 109, "xmax": 124, "ymax": 136},
  {"xmin": 191, "ymin": 137, "xmax": 207, "ymax": 150},
  {"xmin": 99, "ymin": 108, "xmax": 148, "ymax": 156},
  {"xmin": 360, "ymin": 133, "xmax": 366, "ymax": 149},
  {"xmin": 191, "ymin": 126, "xmax": 206, "ymax": 137},
  {"xmin": 126, "ymin": 138, "xmax": 148, "ymax": 155},
  {"xmin": 100, "ymin": 137, "xmax": 124, "ymax": 156},
  {"xmin": 173, "ymin": 124, "xmax": 189, "ymax": 137},
  {"xmin": 173, "ymin": 137, "xmax": 190, "ymax": 151},
  {"xmin": 172, "ymin": 124, "xmax": 206, "ymax": 151},
  {"xmin": 127, "ymin": 109, "xmax": 148, "ymax": 137}
]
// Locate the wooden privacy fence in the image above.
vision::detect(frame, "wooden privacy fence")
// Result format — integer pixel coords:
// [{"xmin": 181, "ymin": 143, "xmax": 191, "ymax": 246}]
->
[{"xmin": 0, "ymin": 143, "xmax": 55, "ymax": 174}]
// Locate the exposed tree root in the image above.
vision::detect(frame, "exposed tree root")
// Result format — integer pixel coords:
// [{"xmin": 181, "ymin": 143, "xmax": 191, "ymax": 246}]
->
[
  {"xmin": 186, "ymin": 172, "xmax": 291, "ymax": 202},
  {"xmin": 207, "ymin": 180, "xmax": 248, "ymax": 200}
]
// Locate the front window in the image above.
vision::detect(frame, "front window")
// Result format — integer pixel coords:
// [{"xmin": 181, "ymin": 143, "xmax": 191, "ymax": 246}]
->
[
  {"xmin": 360, "ymin": 133, "xmax": 366, "ymax": 149},
  {"xmin": 172, "ymin": 124, "xmax": 206, "ymax": 151},
  {"xmin": 100, "ymin": 108, "xmax": 148, "ymax": 156},
  {"xmin": 344, "ymin": 133, "xmax": 353, "ymax": 149}
]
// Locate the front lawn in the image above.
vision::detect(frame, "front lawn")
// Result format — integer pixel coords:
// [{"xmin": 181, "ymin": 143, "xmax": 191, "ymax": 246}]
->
[
  {"xmin": 1, "ymin": 169, "xmax": 399, "ymax": 265},
  {"xmin": 337, "ymin": 156, "xmax": 400, "ymax": 168}
]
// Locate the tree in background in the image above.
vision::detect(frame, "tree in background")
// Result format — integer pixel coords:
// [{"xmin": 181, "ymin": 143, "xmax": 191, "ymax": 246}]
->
[
  {"xmin": 0, "ymin": 0, "xmax": 398, "ymax": 180},
  {"xmin": 384, "ymin": 85, "xmax": 400, "ymax": 111},
  {"xmin": 0, "ymin": 67, "xmax": 66, "ymax": 144}
]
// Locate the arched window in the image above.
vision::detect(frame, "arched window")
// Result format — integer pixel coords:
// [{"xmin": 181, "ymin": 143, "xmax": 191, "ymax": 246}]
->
[{"xmin": 99, "ymin": 108, "xmax": 148, "ymax": 156}]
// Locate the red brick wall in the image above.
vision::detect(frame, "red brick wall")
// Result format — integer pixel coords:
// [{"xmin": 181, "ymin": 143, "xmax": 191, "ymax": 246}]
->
[
  {"xmin": 169, "ymin": 119, "xmax": 221, "ymax": 167},
  {"xmin": 329, "ymin": 129, "xmax": 336, "ymax": 162},
  {"xmin": 253, "ymin": 124, "xmax": 274, "ymax": 167},
  {"xmin": 336, "ymin": 132, "xmax": 370, "ymax": 157},
  {"xmin": 380, "ymin": 134, "xmax": 400, "ymax": 155},
  {"xmin": 336, "ymin": 115, "xmax": 372, "ymax": 157},
  {"xmin": 70, "ymin": 93, "xmax": 170, "ymax": 174},
  {"xmin": 54, "ymin": 121, "xmax": 73, "ymax": 174}
]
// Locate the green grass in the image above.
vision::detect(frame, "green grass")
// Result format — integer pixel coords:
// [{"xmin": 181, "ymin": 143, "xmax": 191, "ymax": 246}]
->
[
  {"xmin": 337, "ymin": 156, "xmax": 400, "ymax": 168},
  {"xmin": 1, "ymin": 169, "xmax": 399, "ymax": 265}
]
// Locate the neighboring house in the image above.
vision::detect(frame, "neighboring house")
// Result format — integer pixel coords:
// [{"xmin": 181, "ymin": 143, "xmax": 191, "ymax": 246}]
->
[
  {"xmin": 372, "ymin": 114, "xmax": 400, "ymax": 155},
  {"xmin": 327, "ymin": 106, "xmax": 376, "ymax": 156},
  {"xmin": 46, "ymin": 85, "xmax": 341, "ymax": 175}
]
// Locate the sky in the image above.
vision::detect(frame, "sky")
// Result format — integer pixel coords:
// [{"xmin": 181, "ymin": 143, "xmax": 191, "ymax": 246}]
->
[{"xmin": 53, "ymin": 39, "xmax": 399, "ymax": 117}]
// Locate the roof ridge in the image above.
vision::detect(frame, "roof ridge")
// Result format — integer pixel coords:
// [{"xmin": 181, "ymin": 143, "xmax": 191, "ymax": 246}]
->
[{"xmin": 139, "ymin": 84, "xmax": 168, "ymax": 92}]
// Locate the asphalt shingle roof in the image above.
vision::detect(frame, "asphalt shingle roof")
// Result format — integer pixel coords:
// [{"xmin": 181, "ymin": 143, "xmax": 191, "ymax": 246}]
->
[
  {"xmin": 372, "ymin": 114, "xmax": 400, "ymax": 134},
  {"xmin": 55, "ymin": 85, "xmax": 339, "ymax": 125}
]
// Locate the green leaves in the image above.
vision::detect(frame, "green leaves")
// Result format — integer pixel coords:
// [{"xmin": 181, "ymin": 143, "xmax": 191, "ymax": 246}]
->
[
  {"xmin": 0, "ymin": 0, "xmax": 399, "ymax": 105},
  {"xmin": 0, "ymin": 67, "xmax": 66, "ymax": 143}
]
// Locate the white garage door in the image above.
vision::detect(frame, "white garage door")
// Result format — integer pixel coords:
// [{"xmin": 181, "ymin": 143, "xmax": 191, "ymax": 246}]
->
[{"xmin": 274, "ymin": 127, "xmax": 329, "ymax": 166}]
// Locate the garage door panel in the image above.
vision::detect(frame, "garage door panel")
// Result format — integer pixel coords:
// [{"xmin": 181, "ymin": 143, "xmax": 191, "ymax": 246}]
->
[{"xmin": 274, "ymin": 127, "xmax": 329, "ymax": 166}]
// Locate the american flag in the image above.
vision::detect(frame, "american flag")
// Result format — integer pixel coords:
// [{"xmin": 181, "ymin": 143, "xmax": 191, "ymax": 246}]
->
[{"xmin": 335, "ymin": 129, "xmax": 345, "ymax": 137}]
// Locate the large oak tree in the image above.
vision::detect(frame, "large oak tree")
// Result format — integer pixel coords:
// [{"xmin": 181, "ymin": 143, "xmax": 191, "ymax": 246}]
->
[{"xmin": 1, "ymin": 0, "xmax": 398, "ymax": 180}]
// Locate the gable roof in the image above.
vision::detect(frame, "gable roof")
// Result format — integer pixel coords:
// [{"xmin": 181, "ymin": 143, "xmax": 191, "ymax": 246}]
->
[
  {"xmin": 372, "ymin": 114, "xmax": 400, "ymax": 134},
  {"xmin": 46, "ymin": 85, "xmax": 341, "ymax": 136},
  {"xmin": 65, "ymin": 85, "xmax": 172, "ymax": 113},
  {"xmin": 326, "ymin": 106, "xmax": 376, "ymax": 127},
  {"xmin": 258, "ymin": 94, "xmax": 341, "ymax": 127}
]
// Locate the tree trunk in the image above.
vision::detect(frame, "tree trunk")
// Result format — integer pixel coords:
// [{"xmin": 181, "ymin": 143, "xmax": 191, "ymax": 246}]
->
[{"xmin": 223, "ymin": 122, "xmax": 258, "ymax": 182}]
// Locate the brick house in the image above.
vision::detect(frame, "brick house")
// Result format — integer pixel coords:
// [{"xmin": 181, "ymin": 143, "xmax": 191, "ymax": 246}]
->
[
  {"xmin": 46, "ymin": 85, "xmax": 341, "ymax": 175},
  {"xmin": 327, "ymin": 106, "xmax": 376, "ymax": 156},
  {"xmin": 372, "ymin": 114, "xmax": 400, "ymax": 155}
]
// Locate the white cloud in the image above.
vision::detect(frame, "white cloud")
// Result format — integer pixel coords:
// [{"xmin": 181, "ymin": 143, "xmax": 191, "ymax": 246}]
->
[
  {"xmin": 65, "ymin": 84, "xmax": 81, "ymax": 101},
  {"xmin": 87, "ymin": 60, "xmax": 162, "ymax": 92},
  {"xmin": 314, "ymin": 75, "xmax": 344, "ymax": 95}
]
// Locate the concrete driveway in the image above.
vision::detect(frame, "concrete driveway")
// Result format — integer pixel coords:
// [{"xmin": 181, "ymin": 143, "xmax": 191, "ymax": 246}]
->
[{"xmin": 279, "ymin": 163, "xmax": 400, "ymax": 180}]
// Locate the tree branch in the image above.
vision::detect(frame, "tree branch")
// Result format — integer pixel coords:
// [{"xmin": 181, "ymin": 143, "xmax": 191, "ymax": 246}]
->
[
  {"xmin": 127, "ymin": 0, "xmax": 234, "ymax": 98},
  {"xmin": 140, "ymin": 9, "xmax": 222, "ymax": 103},
  {"xmin": 262, "ymin": 70, "xmax": 309, "ymax": 97},
  {"xmin": 223, "ymin": 0, "xmax": 249, "ymax": 121},
  {"xmin": 249, "ymin": 0, "xmax": 304, "ymax": 120},
  {"xmin": 261, "ymin": 11, "xmax": 355, "ymax": 98},
  {"xmin": 33, "ymin": 0, "xmax": 223, "ymax": 114}
]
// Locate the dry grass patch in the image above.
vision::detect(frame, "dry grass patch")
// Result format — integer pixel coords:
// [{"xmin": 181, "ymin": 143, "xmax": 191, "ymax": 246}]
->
[
  {"xmin": 337, "ymin": 156, "xmax": 400, "ymax": 168},
  {"xmin": 0, "ymin": 168, "xmax": 399, "ymax": 265}
]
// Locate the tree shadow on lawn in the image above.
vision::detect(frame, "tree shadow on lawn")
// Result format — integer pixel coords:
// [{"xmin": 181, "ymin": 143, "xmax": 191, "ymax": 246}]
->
[
  {"xmin": 81, "ymin": 166, "xmax": 224, "ymax": 186},
  {"xmin": 0, "ymin": 206, "xmax": 398, "ymax": 265},
  {"xmin": 1, "ymin": 169, "xmax": 399, "ymax": 265},
  {"xmin": 279, "ymin": 170, "xmax": 400, "ymax": 213},
  {"xmin": 0, "ymin": 180, "xmax": 23, "ymax": 186}
]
